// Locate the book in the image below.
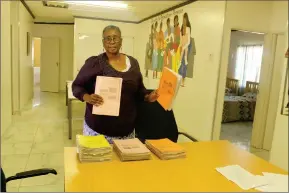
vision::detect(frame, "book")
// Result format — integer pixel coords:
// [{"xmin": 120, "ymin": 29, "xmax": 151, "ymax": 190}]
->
[
  {"xmin": 112, "ymin": 138, "xmax": 151, "ymax": 161},
  {"xmin": 76, "ymin": 135, "xmax": 113, "ymax": 162},
  {"xmin": 92, "ymin": 76, "xmax": 123, "ymax": 116},
  {"xmin": 157, "ymin": 67, "xmax": 181, "ymax": 111},
  {"xmin": 145, "ymin": 138, "xmax": 186, "ymax": 160}
]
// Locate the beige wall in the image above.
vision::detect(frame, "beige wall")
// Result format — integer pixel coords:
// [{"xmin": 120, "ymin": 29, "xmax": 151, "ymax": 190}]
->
[
  {"xmin": 1, "ymin": 1, "xmax": 12, "ymax": 135},
  {"xmin": 135, "ymin": 1, "xmax": 226, "ymax": 141},
  {"xmin": 269, "ymin": 0, "xmax": 288, "ymax": 171},
  {"xmin": 33, "ymin": 38, "xmax": 41, "ymax": 67},
  {"xmin": 18, "ymin": 2, "xmax": 34, "ymax": 110},
  {"xmin": 32, "ymin": 24, "xmax": 74, "ymax": 91}
]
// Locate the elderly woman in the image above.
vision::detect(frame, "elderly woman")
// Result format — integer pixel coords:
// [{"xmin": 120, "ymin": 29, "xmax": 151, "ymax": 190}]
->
[{"xmin": 72, "ymin": 25, "xmax": 159, "ymax": 143}]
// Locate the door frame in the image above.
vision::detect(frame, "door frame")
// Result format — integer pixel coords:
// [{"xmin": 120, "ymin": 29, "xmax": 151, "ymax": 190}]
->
[{"xmin": 211, "ymin": 27, "xmax": 279, "ymax": 150}]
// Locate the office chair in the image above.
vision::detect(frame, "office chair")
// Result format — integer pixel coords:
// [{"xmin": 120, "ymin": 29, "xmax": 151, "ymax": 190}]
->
[
  {"xmin": 135, "ymin": 90, "xmax": 198, "ymax": 143},
  {"xmin": 1, "ymin": 168, "xmax": 57, "ymax": 192}
]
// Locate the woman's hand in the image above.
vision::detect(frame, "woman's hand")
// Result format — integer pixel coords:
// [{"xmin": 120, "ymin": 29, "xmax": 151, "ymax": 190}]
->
[
  {"xmin": 145, "ymin": 90, "xmax": 159, "ymax": 102},
  {"xmin": 83, "ymin": 94, "xmax": 104, "ymax": 106}
]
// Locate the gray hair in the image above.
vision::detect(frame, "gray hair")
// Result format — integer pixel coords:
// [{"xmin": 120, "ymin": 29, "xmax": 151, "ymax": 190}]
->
[{"xmin": 102, "ymin": 25, "xmax": 122, "ymax": 37}]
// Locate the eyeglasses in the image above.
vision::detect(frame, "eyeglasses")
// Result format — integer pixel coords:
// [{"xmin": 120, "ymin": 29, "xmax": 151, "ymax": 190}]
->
[{"xmin": 103, "ymin": 36, "xmax": 121, "ymax": 43}]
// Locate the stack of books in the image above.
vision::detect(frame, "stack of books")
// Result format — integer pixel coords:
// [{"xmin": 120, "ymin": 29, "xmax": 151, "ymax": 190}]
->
[
  {"xmin": 76, "ymin": 134, "xmax": 112, "ymax": 162},
  {"xmin": 112, "ymin": 138, "xmax": 151, "ymax": 161},
  {"xmin": 145, "ymin": 138, "xmax": 186, "ymax": 160},
  {"xmin": 157, "ymin": 67, "xmax": 182, "ymax": 111}
]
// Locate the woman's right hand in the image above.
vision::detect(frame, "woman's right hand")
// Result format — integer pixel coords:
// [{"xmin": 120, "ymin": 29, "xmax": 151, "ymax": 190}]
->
[{"xmin": 83, "ymin": 94, "xmax": 104, "ymax": 106}]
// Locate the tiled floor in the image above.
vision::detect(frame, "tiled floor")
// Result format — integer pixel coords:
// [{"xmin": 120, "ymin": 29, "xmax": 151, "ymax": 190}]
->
[
  {"xmin": 1, "ymin": 85, "xmax": 85, "ymax": 192},
  {"xmin": 220, "ymin": 122, "xmax": 270, "ymax": 160},
  {"xmin": 1, "ymin": 85, "xmax": 270, "ymax": 192}
]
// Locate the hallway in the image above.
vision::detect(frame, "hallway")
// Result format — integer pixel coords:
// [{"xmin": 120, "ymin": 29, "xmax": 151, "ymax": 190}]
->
[{"xmin": 1, "ymin": 86, "xmax": 84, "ymax": 192}]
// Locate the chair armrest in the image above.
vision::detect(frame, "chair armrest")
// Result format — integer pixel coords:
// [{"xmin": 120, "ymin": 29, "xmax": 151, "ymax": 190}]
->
[
  {"xmin": 178, "ymin": 132, "xmax": 198, "ymax": 142},
  {"xmin": 6, "ymin": 168, "xmax": 57, "ymax": 182}
]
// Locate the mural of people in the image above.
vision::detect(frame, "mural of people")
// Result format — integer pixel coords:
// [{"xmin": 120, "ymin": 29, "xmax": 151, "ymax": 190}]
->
[
  {"xmin": 144, "ymin": 10, "xmax": 197, "ymax": 85},
  {"xmin": 164, "ymin": 18, "xmax": 174, "ymax": 69},
  {"xmin": 152, "ymin": 22, "xmax": 158, "ymax": 79},
  {"xmin": 178, "ymin": 12, "xmax": 196, "ymax": 86},
  {"xmin": 144, "ymin": 24, "xmax": 154, "ymax": 77},
  {"xmin": 157, "ymin": 21, "xmax": 165, "ymax": 77},
  {"xmin": 172, "ymin": 15, "xmax": 181, "ymax": 73}
]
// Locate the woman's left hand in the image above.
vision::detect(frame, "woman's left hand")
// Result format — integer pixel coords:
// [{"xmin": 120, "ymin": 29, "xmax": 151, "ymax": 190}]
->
[{"xmin": 146, "ymin": 90, "xmax": 159, "ymax": 102}]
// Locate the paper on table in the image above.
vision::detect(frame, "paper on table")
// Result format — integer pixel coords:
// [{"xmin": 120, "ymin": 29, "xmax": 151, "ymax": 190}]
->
[
  {"xmin": 255, "ymin": 172, "xmax": 288, "ymax": 192},
  {"xmin": 216, "ymin": 165, "xmax": 268, "ymax": 190},
  {"xmin": 92, "ymin": 76, "xmax": 122, "ymax": 116}
]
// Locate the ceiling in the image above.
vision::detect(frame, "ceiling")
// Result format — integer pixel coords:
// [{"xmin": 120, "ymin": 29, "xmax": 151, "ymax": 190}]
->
[{"xmin": 25, "ymin": 1, "xmax": 186, "ymax": 23}]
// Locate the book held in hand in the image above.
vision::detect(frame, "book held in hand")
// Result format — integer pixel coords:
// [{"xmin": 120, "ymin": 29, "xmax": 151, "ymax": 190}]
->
[
  {"xmin": 112, "ymin": 138, "xmax": 151, "ymax": 161},
  {"xmin": 157, "ymin": 67, "xmax": 181, "ymax": 111},
  {"xmin": 93, "ymin": 76, "xmax": 123, "ymax": 116},
  {"xmin": 145, "ymin": 138, "xmax": 186, "ymax": 160}
]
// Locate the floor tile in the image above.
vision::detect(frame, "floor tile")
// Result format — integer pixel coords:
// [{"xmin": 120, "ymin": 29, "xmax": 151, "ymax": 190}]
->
[
  {"xmin": 18, "ymin": 183, "xmax": 64, "ymax": 192},
  {"xmin": 25, "ymin": 153, "xmax": 64, "ymax": 169},
  {"xmin": 1, "ymin": 143, "xmax": 33, "ymax": 155}
]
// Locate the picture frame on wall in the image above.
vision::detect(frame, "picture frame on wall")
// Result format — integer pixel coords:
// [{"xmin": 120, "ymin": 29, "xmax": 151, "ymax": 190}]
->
[{"xmin": 27, "ymin": 32, "xmax": 30, "ymax": 56}]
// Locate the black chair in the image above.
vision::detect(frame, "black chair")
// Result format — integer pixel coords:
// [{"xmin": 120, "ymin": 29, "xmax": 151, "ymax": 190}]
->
[
  {"xmin": 1, "ymin": 168, "xmax": 57, "ymax": 192},
  {"xmin": 135, "ymin": 90, "xmax": 198, "ymax": 143}
]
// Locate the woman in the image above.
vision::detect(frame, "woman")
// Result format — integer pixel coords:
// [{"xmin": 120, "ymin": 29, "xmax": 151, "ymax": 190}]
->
[
  {"xmin": 152, "ymin": 22, "xmax": 159, "ymax": 79},
  {"xmin": 172, "ymin": 15, "xmax": 181, "ymax": 73},
  {"xmin": 164, "ymin": 18, "xmax": 174, "ymax": 69},
  {"xmin": 157, "ymin": 21, "xmax": 165, "ymax": 75},
  {"xmin": 144, "ymin": 25, "xmax": 154, "ymax": 77},
  {"xmin": 72, "ymin": 25, "xmax": 159, "ymax": 143},
  {"xmin": 179, "ymin": 13, "xmax": 191, "ymax": 86}
]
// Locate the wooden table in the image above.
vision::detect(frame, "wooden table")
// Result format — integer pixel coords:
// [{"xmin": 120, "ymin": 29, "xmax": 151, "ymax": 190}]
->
[{"xmin": 64, "ymin": 141, "xmax": 287, "ymax": 192}]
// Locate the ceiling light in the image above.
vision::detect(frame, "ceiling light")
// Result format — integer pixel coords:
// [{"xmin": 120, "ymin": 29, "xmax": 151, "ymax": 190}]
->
[{"xmin": 64, "ymin": 1, "xmax": 128, "ymax": 9}]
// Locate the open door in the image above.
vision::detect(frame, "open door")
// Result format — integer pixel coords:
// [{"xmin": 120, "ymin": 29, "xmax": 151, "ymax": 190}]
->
[
  {"xmin": 251, "ymin": 33, "xmax": 278, "ymax": 149},
  {"xmin": 40, "ymin": 37, "xmax": 60, "ymax": 92}
]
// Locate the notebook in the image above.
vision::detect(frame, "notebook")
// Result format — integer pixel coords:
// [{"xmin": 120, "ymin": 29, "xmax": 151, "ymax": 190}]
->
[
  {"xmin": 157, "ymin": 67, "xmax": 181, "ymax": 111},
  {"xmin": 92, "ymin": 76, "xmax": 123, "ymax": 116}
]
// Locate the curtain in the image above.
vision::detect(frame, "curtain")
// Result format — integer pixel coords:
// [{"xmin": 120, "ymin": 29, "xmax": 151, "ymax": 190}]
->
[{"xmin": 234, "ymin": 45, "xmax": 263, "ymax": 90}]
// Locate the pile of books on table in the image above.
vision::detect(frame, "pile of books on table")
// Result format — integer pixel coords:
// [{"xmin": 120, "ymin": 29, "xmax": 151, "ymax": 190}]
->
[
  {"xmin": 112, "ymin": 138, "xmax": 151, "ymax": 161},
  {"xmin": 76, "ymin": 134, "xmax": 112, "ymax": 162},
  {"xmin": 145, "ymin": 138, "xmax": 186, "ymax": 160}
]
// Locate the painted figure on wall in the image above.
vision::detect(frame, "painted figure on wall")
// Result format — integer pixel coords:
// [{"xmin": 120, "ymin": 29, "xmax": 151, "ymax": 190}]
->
[
  {"xmin": 172, "ymin": 15, "xmax": 181, "ymax": 73},
  {"xmin": 152, "ymin": 22, "xmax": 158, "ymax": 79},
  {"xmin": 145, "ymin": 24, "xmax": 154, "ymax": 77},
  {"xmin": 164, "ymin": 18, "xmax": 174, "ymax": 70},
  {"xmin": 157, "ymin": 21, "xmax": 165, "ymax": 77},
  {"xmin": 178, "ymin": 12, "xmax": 196, "ymax": 86}
]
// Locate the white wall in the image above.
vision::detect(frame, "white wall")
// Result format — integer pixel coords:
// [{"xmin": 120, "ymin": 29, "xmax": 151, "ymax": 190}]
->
[
  {"xmin": 269, "ymin": 0, "xmax": 288, "ymax": 171},
  {"xmin": 32, "ymin": 24, "xmax": 74, "ymax": 91},
  {"xmin": 73, "ymin": 18, "xmax": 137, "ymax": 78},
  {"xmin": 18, "ymin": 2, "xmax": 34, "ymax": 110},
  {"xmin": 135, "ymin": 1, "xmax": 226, "ymax": 141},
  {"xmin": 1, "ymin": 1, "xmax": 12, "ymax": 135},
  {"xmin": 227, "ymin": 31, "xmax": 264, "ymax": 78}
]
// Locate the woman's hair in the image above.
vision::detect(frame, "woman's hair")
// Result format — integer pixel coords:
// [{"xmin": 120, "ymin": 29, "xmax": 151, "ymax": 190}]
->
[
  {"xmin": 167, "ymin": 18, "xmax": 170, "ymax": 24},
  {"xmin": 102, "ymin": 25, "xmax": 122, "ymax": 37},
  {"xmin": 181, "ymin": 12, "xmax": 191, "ymax": 36}
]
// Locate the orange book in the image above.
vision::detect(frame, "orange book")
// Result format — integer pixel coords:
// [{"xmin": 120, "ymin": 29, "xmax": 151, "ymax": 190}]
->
[
  {"xmin": 157, "ymin": 67, "xmax": 181, "ymax": 110},
  {"xmin": 145, "ymin": 138, "xmax": 185, "ymax": 154}
]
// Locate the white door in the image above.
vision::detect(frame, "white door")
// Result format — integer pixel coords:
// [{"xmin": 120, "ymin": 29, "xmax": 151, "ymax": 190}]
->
[
  {"xmin": 251, "ymin": 33, "xmax": 278, "ymax": 149},
  {"xmin": 40, "ymin": 37, "xmax": 60, "ymax": 92}
]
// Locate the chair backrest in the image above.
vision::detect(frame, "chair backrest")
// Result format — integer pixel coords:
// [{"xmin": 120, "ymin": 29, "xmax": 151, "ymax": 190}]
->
[
  {"xmin": 1, "ymin": 168, "xmax": 7, "ymax": 192},
  {"xmin": 135, "ymin": 92, "xmax": 178, "ymax": 143}
]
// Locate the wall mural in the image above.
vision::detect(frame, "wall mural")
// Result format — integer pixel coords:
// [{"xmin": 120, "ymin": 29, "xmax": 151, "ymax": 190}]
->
[
  {"xmin": 281, "ymin": 48, "xmax": 288, "ymax": 116},
  {"xmin": 144, "ymin": 9, "xmax": 196, "ymax": 87}
]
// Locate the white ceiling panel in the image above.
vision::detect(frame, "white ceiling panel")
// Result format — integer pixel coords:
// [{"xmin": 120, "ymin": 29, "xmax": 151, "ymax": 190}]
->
[{"xmin": 25, "ymin": 1, "xmax": 186, "ymax": 23}]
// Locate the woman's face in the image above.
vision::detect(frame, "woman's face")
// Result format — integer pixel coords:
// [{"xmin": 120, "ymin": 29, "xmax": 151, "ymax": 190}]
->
[{"xmin": 102, "ymin": 29, "xmax": 122, "ymax": 54}]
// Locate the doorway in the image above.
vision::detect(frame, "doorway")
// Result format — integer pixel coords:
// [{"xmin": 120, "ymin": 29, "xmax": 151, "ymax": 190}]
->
[{"xmin": 219, "ymin": 30, "xmax": 265, "ymax": 151}]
